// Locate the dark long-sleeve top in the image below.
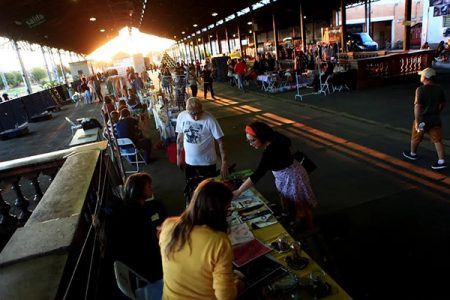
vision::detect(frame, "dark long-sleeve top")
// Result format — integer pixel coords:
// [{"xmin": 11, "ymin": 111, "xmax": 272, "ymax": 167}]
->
[
  {"xmin": 109, "ymin": 201, "xmax": 164, "ymax": 282},
  {"xmin": 250, "ymin": 132, "xmax": 293, "ymax": 184}
]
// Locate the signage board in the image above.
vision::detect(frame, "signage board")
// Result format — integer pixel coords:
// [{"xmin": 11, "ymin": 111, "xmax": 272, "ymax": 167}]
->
[{"xmin": 24, "ymin": 14, "xmax": 46, "ymax": 28}]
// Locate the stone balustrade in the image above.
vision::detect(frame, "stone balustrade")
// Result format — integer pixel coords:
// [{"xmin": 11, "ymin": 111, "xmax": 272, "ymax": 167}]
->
[
  {"xmin": 0, "ymin": 151, "xmax": 66, "ymax": 227},
  {"xmin": 0, "ymin": 141, "xmax": 120, "ymax": 300},
  {"xmin": 338, "ymin": 50, "xmax": 434, "ymax": 89}
]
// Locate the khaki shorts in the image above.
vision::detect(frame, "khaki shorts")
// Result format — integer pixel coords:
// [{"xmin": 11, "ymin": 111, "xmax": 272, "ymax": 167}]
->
[{"xmin": 411, "ymin": 122, "xmax": 443, "ymax": 144}]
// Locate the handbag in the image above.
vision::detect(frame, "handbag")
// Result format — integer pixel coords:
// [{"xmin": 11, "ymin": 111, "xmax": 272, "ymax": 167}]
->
[{"xmin": 293, "ymin": 151, "xmax": 317, "ymax": 174}]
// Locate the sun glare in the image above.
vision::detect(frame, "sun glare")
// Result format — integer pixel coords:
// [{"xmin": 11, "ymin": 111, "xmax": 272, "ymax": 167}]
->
[{"xmin": 87, "ymin": 27, "xmax": 175, "ymax": 62}]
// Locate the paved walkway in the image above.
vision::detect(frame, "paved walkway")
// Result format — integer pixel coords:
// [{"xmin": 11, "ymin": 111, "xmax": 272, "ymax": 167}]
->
[
  {"xmin": 1, "ymin": 73, "xmax": 449, "ymax": 299},
  {"xmin": 0, "ymin": 101, "xmax": 103, "ymax": 162}
]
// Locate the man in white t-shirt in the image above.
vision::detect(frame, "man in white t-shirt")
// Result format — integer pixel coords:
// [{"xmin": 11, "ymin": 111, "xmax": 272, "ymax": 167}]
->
[{"xmin": 176, "ymin": 97, "xmax": 229, "ymax": 179}]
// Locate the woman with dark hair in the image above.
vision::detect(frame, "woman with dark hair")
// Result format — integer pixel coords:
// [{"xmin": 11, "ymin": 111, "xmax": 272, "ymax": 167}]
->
[
  {"xmin": 79, "ymin": 76, "xmax": 91, "ymax": 104},
  {"xmin": 109, "ymin": 172, "xmax": 166, "ymax": 299},
  {"xmin": 233, "ymin": 121, "xmax": 317, "ymax": 229},
  {"xmin": 102, "ymin": 96, "xmax": 115, "ymax": 121},
  {"xmin": 159, "ymin": 179, "xmax": 237, "ymax": 300}
]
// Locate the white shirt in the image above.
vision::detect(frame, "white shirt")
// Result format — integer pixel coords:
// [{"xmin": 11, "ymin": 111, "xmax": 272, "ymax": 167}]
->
[{"xmin": 176, "ymin": 111, "xmax": 224, "ymax": 166}]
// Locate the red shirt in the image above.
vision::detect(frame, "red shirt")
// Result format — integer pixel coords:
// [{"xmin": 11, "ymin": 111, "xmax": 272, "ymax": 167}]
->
[{"xmin": 234, "ymin": 62, "xmax": 247, "ymax": 75}]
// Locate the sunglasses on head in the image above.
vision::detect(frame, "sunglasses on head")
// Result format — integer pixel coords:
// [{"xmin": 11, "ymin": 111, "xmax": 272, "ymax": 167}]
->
[{"xmin": 189, "ymin": 111, "xmax": 203, "ymax": 116}]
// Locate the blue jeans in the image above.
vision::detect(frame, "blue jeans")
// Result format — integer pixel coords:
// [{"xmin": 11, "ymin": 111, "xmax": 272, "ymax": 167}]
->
[
  {"xmin": 237, "ymin": 74, "xmax": 245, "ymax": 91},
  {"xmin": 135, "ymin": 279, "xmax": 163, "ymax": 300},
  {"xmin": 84, "ymin": 90, "xmax": 91, "ymax": 104}
]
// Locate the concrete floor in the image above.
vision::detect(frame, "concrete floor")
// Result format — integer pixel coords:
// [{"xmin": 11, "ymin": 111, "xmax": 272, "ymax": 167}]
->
[{"xmin": 1, "ymin": 72, "xmax": 450, "ymax": 299}]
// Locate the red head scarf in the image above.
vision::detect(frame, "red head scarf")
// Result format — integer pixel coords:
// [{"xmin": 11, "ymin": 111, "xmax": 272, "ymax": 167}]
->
[{"xmin": 245, "ymin": 125, "xmax": 256, "ymax": 137}]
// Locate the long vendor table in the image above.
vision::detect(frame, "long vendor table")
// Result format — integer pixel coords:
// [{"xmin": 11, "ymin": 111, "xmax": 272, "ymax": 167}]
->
[{"xmin": 227, "ymin": 171, "xmax": 351, "ymax": 299}]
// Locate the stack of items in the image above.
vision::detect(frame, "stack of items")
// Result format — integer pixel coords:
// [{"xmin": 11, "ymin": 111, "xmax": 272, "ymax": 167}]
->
[
  {"xmin": 227, "ymin": 189, "xmax": 278, "ymax": 229},
  {"xmin": 161, "ymin": 52, "xmax": 177, "ymax": 69},
  {"xmin": 227, "ymin": 189, "xmax": 278, "ymax": 268},
  {"xmin": 228, "ymin": 189, "xmax": 297, "ymax": 298}
]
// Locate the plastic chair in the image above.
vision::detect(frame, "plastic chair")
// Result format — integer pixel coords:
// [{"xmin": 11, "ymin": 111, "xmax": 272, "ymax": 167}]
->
[
  {"xmin": 117, "ymin": 138, "xmax": 146, "ymax": 173},
  {"xmin": 65, "ymin": 117, "xmax": 82, "ymax": 136},
  {"xmin": 114, "ymin": 261, "xmax": 150, "ymax": 300}
]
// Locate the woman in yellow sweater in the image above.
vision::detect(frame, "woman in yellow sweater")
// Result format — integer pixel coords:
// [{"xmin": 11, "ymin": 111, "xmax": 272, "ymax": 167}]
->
[{"xmin": 159, "ymin": 179, "xmax": 237, "ymax": 300}]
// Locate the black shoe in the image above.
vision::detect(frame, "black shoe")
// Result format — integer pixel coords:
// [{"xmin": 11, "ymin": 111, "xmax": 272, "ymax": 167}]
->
[
  {"xmin": 431, "ymin": 161, "xmax": 447, "ymax": 170},
  {"xmin": 402, "ymin": 151, "xmax": 418, "ymax": 161}
]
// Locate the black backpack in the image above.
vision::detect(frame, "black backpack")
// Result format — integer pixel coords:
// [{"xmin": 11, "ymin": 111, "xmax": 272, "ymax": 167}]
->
[{"xmin": 81, "ymin": 118, "xmax": 102, "ymax": 130}]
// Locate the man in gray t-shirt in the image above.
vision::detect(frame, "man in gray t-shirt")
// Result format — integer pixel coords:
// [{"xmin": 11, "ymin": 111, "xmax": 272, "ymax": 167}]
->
[{"xmin": 403, "ymin": 68, "xmax": 447, "ymax": 170}]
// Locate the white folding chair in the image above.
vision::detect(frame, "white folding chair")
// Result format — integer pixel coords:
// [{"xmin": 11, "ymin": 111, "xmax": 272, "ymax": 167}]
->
[
  {"xmin": 318, "ymin": 74, "xmax": 333, "ymax": 96},
  {"xmin": 114, "ymin": 261, "xmax": 151, "ymax": 300},
  {"xmin": 117, "ymin": 138, "xmax": 146, "ymax": 173},
  {"xmin": 266, "ymin": 75, "xmax": 278, "ymax": 93},
  {"xmin": 65, "ymin": 117, "xmax": 82, "ymax": 136}
]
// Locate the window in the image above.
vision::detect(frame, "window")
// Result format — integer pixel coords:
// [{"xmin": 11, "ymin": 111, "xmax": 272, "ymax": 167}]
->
[
  {"xmin": 444, "ymin": 16, "xmax": 450, "ymax": 27},
  {"xmin": 237, "ymin": 7, "xmax": 250, "ymax": 17},
  {"xmin": 252, "ymin": 2, "xmax": 264, "ymax": 10},
  {"xmin": 225, "ymin": 14, "xmax": 236, "ymax": 22},
  {"xmin": 360, "ymin": 33, "xmax": 372, "ymax": 42},
  {"xmin": 252, "ymin": 0, "xmax": 270, "ymax": 11}
]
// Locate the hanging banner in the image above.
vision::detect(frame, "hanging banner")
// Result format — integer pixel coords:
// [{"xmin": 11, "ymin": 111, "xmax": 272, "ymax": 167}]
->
[
  {"xmin": 433, "ymin": 4, "xmax": 449, "ymax": 16},
  {"xmin": 430, "ymin": 0, "xmax": 450, "ymax": 6},
  {"xmin": 430, "ymin": 0, "xmax": 442, "ymax": 6}
]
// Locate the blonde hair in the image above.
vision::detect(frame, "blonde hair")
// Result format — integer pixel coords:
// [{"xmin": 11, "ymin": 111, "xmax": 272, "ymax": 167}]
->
[{"xmin": 186, "ymin": 97, "xmax": 203, "ymax": 114}]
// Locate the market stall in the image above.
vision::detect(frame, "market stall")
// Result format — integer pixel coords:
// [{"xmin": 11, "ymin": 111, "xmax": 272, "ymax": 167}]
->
[{"xmin": 227, "ymin": 170, "xmax": 351, "ymax": 299}]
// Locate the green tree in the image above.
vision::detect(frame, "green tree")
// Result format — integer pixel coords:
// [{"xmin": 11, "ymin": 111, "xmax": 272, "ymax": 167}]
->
[
  {"xmin": 31, "ymin": 67, "xmax": 47, "ymax": 83},
  {"xmin": 5, "ymin": 71, "xmax": 23, "ymax": 87}
]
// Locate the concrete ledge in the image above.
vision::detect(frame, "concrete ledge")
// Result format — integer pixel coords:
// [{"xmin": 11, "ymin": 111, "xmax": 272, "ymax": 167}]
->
[
  {"xmin": 0, "ymin": 253, "xmax": 67, "ymax": 300},
  {"xmin": 27, "ymin": 146, "xmax": 101, "ymax": 224},
  {"xmin": 0, "ymin": 141, "xmax": 107, "ymax": 178},
  {"xmin": 0, "ymin": 216, "xmax": 78, "ymax": 267}
]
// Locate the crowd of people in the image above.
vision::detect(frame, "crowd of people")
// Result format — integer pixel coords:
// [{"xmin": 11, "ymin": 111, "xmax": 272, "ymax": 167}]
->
[
  {"xmin": 108, "ymin": 116, "xmax": 317, "ymax": 298},
  {"xmin": 160, "ymin": 60, "xmax": 217, "ymax": 101},
  {"xmin": 82, "ymin": 51, "xmax": 446, "ymax": 299},
  {"xmin": 90, "ymin": 56, "xmax": 320, "ymax": 299},
  {"xmin": 223, "ymin": 45, "xmax": 345, "ymax": 95},
  {"xmin": 101, "ymin": 60, "xmax": 320, "ymax": 298},
  {"xmin": 107, "ymin": 108, "xmax": 318, "ymax": 299}
]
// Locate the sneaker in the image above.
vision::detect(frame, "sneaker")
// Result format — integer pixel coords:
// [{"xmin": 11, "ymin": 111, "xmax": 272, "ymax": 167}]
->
[
  {"xmin": 402, "ymin": 150, "xmax": 418, "ymax": 161},
  {"xmin": 431, "ymin": 162, "xmax": 447, "ymax": 170}
]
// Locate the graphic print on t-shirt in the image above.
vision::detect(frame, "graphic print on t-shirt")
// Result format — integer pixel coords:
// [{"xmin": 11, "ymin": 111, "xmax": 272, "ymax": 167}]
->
[{"xmin": 183, "ymin": 121, "xmax": 203, "ymax": 144}]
